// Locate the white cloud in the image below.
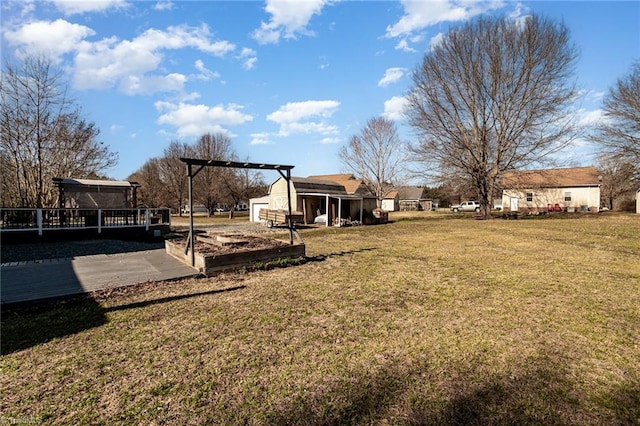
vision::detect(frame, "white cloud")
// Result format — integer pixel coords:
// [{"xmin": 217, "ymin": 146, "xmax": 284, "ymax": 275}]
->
[
  {"xmin": 378, "ymin": 67, "xmax": 406, "ymax": 87},
  {"xmin": 395, "ymin": 39, "xmax": 416, "ymax": 53},
  {"xmin": 237, "ymin": 47, "xmax": 258, "ymax": 70},
  {"xmin": 72, "ymin": 24, "xmax": 235, "ymax": 93},
  {"xmin": 386, "ymin": 0, "xmax": 504, "ymax": 38},
  {"xmin": 120, "ymin": 72, "xmax": 186, "ymax": 95},
  {"xmin": 194, "ymin": 59, "xmax": 220, "ymax": 81},
  {"xmin": 267, "ymin": 100, "xmax": 340, "ymax": 136},
  {"xmin": 153, "ymin": 0, "xmax": 174, "ymax": 11},
  {"xmin": 155, "ymin": 101, "xmax": 254, "ymax": 137},
  {"xmin": 576, "ymin": 108, "xmax": 605, "ymax": 127},
  {"xmin": 383, "ymin": 96, "xmax": 408, "ymax": 121},
  {"xmin": 52, "ymin": 0, "xmax": 130, "ymax": 15},
  {"xmin": 428, "ymin": 32, "xmax": 445, "ymax": 51},
  {"xmin": 250, "ymin": 132, "xmax": 271, "ymax": 145},
  {"xmin": 321, "ymin": 137, "xmax": 340, "ymax": 144},
  {"xmin": 3, "ymin": 19, "xmax": 95, "ymax": 59},
  {"xmin": 252, "ymin": 0, "xmax": 332, "ymax": 45}
]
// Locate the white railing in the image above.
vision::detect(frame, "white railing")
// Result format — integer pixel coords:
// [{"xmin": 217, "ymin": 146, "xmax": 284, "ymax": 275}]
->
[{"xmin": 0, "ymin": 207, "xmax": 171, "ymax": 236}]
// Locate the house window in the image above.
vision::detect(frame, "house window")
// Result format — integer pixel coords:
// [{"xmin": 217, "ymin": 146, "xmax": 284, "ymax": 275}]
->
[
  {"xmin": 564, "ymin": 191, "xmax": 572, "ymax": 202},
  {"xmin": 526, "ymin": 192, "xmax": 534, "ymax": 202}
]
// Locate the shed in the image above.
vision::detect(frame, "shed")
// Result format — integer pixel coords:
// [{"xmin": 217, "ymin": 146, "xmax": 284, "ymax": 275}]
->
[
  {"xmin": 500, "ymin": 166, "xmax": 601, "ymax": 213},
  {"xmin": 268, "ymin": 174, "xmax": 377, "ymax": 226},
  {"xmin": 53, "ymin": 178, "xmax": 139, "ymax": 209},
  {"xmin": 397, "ymin": 187, "xmax": 432, "ymax": 211}
]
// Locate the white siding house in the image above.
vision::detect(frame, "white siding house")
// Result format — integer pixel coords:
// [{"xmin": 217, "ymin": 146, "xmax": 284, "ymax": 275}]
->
[{"xmin": 501, "ymin": 167, "xmax": 601, "ymax": 213}]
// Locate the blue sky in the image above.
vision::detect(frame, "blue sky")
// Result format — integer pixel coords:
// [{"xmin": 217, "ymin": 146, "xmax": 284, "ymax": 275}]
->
[{"xmin": 2, "ymin": 0, "xmax": 639, "ymax": 181}]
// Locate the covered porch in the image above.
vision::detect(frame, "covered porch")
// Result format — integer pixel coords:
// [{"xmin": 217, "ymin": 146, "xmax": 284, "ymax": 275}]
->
[{"xmin": 297, "ymin": 192, "xmax": 364, "ymax": 227}]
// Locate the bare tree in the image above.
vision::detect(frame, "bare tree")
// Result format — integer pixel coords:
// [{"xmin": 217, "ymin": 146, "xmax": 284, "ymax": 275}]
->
[
  {"xmin": 128, "ymin": 158, "xmax": 165, "ymax": 208},
  {"xmin": 0, "ymin": 55, "xmax": 117, "ymax": 207},
  {"xmin": 191, "ymin": 133, "xmax": 234, "ymax": 216},
  {"xmin": 597, "ymin": 157, "xmax": 639, "ymax": 210},
  {"xmin": 591, "ymin": 62, "xmax": 640, "ymax": 164},
  {"xmin": 405, "ymin": 14, "xmax": 579, "ymax": 217},
  {"xmin": 159, "ymin": 140, "xmax": 190, "ymax": 215},
  {"xmin": 339, "ymin": 117, "xmax": 406, "ymax": 208}
]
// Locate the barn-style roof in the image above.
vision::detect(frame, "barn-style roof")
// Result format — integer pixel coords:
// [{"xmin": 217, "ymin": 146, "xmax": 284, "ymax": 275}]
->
[
  {"xmin": 307, "ymin": 174, "xmax": 370, "ymax": 195},
  {"xmin": 501, "ymin": 167, "xmax": 601, "ymax": 188},
  {"xmin": 290, "ymin": 177, "xmax": 347, "ymax": 195}
]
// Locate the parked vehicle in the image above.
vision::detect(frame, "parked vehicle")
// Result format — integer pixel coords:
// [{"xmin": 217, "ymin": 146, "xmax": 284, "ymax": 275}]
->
[
  {"xmin": 181, "ymin": 204, "xmax": 209, "ymax": 215},
  {"xmin": 450, "ymin": 200, "xmax": 481, "ymax": 212}
]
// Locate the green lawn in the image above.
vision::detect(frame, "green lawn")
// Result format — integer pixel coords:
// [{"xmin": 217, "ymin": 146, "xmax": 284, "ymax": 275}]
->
[{"xmin": 1, "ymin": 213, "xmax": 639, "ymax": 425}]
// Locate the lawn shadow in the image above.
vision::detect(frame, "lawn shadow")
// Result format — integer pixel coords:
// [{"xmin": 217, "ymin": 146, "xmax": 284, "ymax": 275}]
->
[
  {"xmin": 1, "ymin": 282, "xmax": 247, "ymax": 355},
  {"xmin": 264, "ymin": 351, "xmax": 625, "ymax": 425},
  {"xmin": 303, "ymin": 247, "xmax": 378, "ymax": 263},
  {"xmin": 102, "ymin": 285, "xmax": 246, "ymax": 313},
  {"xmin": 1, "ymin": 295, "xmax": 106, "ymax": 355}
]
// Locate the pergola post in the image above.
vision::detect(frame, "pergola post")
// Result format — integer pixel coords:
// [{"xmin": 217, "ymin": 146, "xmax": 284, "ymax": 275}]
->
[{"xmin": 285, "ymin": 169, "xmax": 293, "ymax": 245}]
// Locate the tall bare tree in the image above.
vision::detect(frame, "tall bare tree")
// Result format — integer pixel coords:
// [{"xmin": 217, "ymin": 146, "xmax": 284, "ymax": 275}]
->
[
  {"xmin": 405, "ymin": 14, "xmax": 579, "ymax": 217},
  {"xmin": 191, "ymin": 133, "xmax": 234, "ymax": 215},
  {"xmin": 339, "ymin": 117, "xmax": 406, "ymax": 207},
  {"xmin": 591, "ymin": 62, "xmax": 640, "ymax": 164},
  {"xmin": 0, "ymin": 55, "xmax": 117, "ymax": 207},
  {"xmin": 159, "ymin": 140, "xmax": 190, "ymax": 215}
]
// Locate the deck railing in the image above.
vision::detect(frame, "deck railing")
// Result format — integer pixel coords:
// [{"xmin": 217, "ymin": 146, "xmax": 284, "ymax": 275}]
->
[{"xmin": 0, "ymin": 207, "xmax": 172, "ymax": 235}]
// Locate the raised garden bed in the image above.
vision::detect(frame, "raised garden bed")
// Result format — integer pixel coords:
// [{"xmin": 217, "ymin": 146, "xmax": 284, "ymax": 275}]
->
[{"xmin": 165, "ymin": 233, "xmax": 305, "ymax": 275}]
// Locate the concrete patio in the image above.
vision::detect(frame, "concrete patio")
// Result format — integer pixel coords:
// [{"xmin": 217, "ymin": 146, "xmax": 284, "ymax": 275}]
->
[{"xmin": 1, "ymin": 248, "xmax": 199, "ymax": 304}]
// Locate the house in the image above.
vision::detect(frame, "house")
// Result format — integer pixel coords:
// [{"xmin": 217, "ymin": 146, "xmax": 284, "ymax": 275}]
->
[
  {"xmin": 500, "ymin": 166, "xmax": 601, "ymax": 213},
  {"xmin": 267, "ymin": 174, "xmax": 378, "ymax": 226}
]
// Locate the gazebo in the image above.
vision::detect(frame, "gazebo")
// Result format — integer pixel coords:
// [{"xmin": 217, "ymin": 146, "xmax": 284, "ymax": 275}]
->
[{"xmin": 53, "ymin": 178, "xmax": 139, "ymax": 209}]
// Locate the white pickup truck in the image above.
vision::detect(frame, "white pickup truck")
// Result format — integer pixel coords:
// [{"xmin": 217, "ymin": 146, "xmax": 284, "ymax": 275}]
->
[{"xmin": 450, "ymin": 200, "xmax": 481, "ymax": 212}]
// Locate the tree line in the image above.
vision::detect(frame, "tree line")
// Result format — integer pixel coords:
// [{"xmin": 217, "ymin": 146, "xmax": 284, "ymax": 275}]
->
[{"xmin": 2, "ymin": 13, "xmax": 638, "ymax": 215}]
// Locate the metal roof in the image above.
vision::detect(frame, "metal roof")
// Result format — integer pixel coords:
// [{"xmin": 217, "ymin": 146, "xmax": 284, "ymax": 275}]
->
[{"xmin": 53, "ymin": 178, "xmax": 137, "ymax": 187}]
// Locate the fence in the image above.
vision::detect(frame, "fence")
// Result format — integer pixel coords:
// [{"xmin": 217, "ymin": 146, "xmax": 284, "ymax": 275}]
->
[{"xmin": 0, "ymin": 207, "xmax": 171, "ymax": 236}]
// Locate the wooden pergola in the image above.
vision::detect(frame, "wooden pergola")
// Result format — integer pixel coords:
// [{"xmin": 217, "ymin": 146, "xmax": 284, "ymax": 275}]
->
[{"xmin": 181, "ymin": 158, "xmax": 295, "ymax": 267}]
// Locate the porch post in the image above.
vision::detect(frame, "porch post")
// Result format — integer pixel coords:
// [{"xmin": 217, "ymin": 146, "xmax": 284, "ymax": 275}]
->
[{"xmin": 325, "ymin": 195, "xmax": 329, "ymax": 227}]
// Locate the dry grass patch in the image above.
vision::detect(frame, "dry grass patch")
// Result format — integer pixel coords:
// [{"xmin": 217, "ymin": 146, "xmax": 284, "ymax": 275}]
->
[{"xmin": 1, "ymin": 213, "xmax": 639, "ymax": 424}]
